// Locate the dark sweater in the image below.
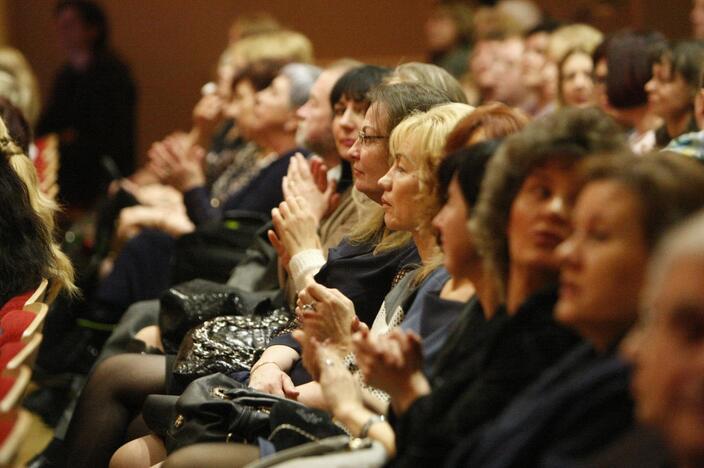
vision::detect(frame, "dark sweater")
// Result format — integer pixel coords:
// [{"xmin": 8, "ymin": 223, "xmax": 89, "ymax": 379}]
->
[
  {"xmin": 388, "ymin": 287, "xmax": 581, "ymax": 467},
  {"xmin": 450, "ymin": 343, "xmax": 634, "ymax": 468}
]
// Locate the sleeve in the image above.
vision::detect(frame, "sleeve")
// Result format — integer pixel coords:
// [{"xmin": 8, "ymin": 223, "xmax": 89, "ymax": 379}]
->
[
  {"xmin": 183, "ymin": 186, "xmax": 221, "ymax": 226},
  {"xmin": 288, "ymin": 249, "xmax": 326, "ymax": 292}
]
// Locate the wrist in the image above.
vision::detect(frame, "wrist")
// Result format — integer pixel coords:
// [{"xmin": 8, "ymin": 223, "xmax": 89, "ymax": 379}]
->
[
  {"xmin": 392, "ymin": 371, "xmax": 430, "ymax": 415},
  {"xmin": 250, "ymin": 361, "xmax": 281, "ymax": 375}
]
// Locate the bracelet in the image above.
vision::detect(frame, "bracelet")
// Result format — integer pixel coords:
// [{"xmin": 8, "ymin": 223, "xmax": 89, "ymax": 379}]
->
[
  {"xmin": 359, "ymin": 414, "xmax": 385, "ymax": 438},
  {"xmin": 250, "ymin": 361, "xmax": 281, "ymax": 374}
]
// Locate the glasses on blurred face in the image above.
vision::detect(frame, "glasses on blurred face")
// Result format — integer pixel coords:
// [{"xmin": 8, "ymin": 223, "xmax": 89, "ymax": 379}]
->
[{"xmin": 357, "ymin": 129, "xmax": 388, "ymax": 146}]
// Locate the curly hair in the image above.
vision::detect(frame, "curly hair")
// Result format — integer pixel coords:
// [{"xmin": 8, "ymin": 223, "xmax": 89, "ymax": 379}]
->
[{"xmin": 471, "ymin": 107, "xmax": 626, "ymax": 298}]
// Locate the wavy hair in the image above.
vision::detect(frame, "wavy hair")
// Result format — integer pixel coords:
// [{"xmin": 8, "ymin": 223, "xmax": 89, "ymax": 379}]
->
[
  {"xmin": 0, "ymin": 118, "xmax": 76, "ymax": 302},
  {"xmin": 471, "ymin": 107, "xmax": 626, "ymax": 299}
]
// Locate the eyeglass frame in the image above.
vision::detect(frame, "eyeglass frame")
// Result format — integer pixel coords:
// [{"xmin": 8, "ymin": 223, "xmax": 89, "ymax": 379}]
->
[{"xmin": 357, "ymin": 129, "xmax": 389, "ymax": 146}]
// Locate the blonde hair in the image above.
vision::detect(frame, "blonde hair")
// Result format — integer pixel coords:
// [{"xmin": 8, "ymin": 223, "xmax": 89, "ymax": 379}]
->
[
  {"xmin": 386, "ymin": 62, "xmax": 468, "ymax": 104},
  {"xmin": 548, "ymin": 24, "xmax": 603, "ymax": 63},
  {"xmin": 0, "ymin": 47, "xmax": 41, "ymax": 127},
  {"xmin": 0, "ymin": 119, "xmax": 76, "ymax": 301},
  {"xmin": 227, "ymin": 30, "xmax": 314, "ymax": 68},
  {"xmin": 390, "ymin": 103, "xmax": 474, "ymax": 236},
  {"xmin": 389, "ymin": 103, "xmax": 474, "ymax": 283}
]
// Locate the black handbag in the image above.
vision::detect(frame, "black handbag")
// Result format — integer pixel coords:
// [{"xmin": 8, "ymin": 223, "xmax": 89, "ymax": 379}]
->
[
  {"xmin": 144, "ymin": 373, "xmax": 345, "ymax": 455},
  {"xmin": 158, "ymin": 279, "xmax": 276, "ymax": 354},
  {"xmin": 169, "ymin": 308, "xmax": 294, "ymax": 392},
  {"xmin": 170, "ymin": 210, "xmax": 270, "ymax": 285},
  {"xmin": 152, "ymin": 373, "xmax": 299, "ymax": 453}
]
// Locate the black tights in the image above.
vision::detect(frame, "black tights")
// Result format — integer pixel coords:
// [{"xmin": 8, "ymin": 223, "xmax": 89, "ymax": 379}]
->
[{"xmin": 64, "ymin": 353, "xmax": 167, "ymax": 468}]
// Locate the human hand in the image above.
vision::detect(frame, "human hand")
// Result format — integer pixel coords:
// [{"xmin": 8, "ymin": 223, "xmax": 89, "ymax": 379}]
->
[
  {"xmin": 192, "ymin": 94, "xmax": 224, "ymax": 144},
  {"xmin": 248, "ymin": 362, "xmax": 300, "ymax": 399},
  {"xmin": 309, "ymin": 337, "xmax": 364, "ymax": 415},
  {"xmin": 270, "ymin": 196, "xmax": 322, "ymax": 259},
  {"xmin": 148, "ymin": 136, "xmax": 206, "ymax": 193},
  {"xmin": 282, "ymin": 154, "xmax": 339, "ymax": 223},
  {"xmin": 297, "ymin": 282, "xmax": 356, "ymax": 351},
  {"xmin": 353, "ymin": 328, "xmax": 429, "ymax": 409},
  {"xmin": 267, "ymin": 229, "xmax": 292, "ymax": 270}
]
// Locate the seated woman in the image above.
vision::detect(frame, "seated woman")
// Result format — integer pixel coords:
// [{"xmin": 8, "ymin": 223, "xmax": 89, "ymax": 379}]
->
[
  {"xmin": 85, "ymin": 63, "xmax": 319, "ymax": 325},
  {"xmin": 246, "ymin": 82, "xmax": 452, "ymax": 398},
  {"xmin": 0, "ymin": 117, "xmax": 75, "ymax": 305},
  {"xmin": 144, "ymin": 101, "xmax": 474, "ymax": 468},
  {"xmin": 646, "ymin": 41, "xmax": 704, "ymax": 147},
  {"xmin": 454, "ymin": 153, "xmax": 704, "ymax": 466},
  {"xmin": 112, "ymin": 59, "xmax": 286, "ymax": 245},
  {"xmin": 628, "ymin": 210, "xmax": 704, "ymax": 468},
  {"xmin": 592, "ymin": 31, "xmax": 665, "ymax": 154},
  {"xmin": 307, "ymin": 107, "xmax": 626, "ymax": 465}
]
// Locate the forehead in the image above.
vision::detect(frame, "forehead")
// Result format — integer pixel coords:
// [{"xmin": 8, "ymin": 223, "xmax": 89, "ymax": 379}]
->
[
  {"xmin": 272, "ymin": 75, "xmax": 290, "ymax": 91},
  {"xmin": 657, "ymin": 256, "xmax": 704, "ymax": 305},
  {"xmin": 312, "ymin": 71, "xmax": 337, "ymax": 98},
  {"xmin": 364, "ymin": 102, "xmax": 387, "ymax": 129},
  {"xmin": 563, "ymin": 52, "xmax": 592, "ymax": 69}
]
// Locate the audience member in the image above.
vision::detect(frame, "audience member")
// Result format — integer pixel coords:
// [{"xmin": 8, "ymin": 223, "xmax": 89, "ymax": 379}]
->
[
  {"xmin": 593, "ymin": 31, "xmax": 666, "ymax": 154},
  {"xmin": 630, "ymin": 209, "xmax": 704, "ymax": 468},
  {"xmin": 37, "ymin": 0, "xmax": 137, "ymax": 211},
  {"xmin": 646, "ymin": 41, "xmax": 704, "ymax": 147},
  {"xmin": 425, "ymin": 2, "xmax": 474, "ymax": 78},
  {"xmin": 558, "ymin": 47, "xmax": 595, "ymax": 108}
]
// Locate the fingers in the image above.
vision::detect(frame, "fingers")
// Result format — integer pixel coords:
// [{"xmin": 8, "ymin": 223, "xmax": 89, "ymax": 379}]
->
[{"xmin": 267, "ymin": 229, "xmax": 287, "ymax": 258}]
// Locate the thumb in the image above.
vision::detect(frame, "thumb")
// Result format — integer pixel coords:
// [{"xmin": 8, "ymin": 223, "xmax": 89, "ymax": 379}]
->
[{"xmin": 281, "ymin": 373, "xmax": 300, "ymax": 398}]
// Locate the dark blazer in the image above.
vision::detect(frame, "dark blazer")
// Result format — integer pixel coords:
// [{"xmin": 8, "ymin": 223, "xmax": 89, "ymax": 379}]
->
[
  {"xmin": 184, "ymin": 148, "xmax": 306, "ymax": 225},
  {"xmin": 449, "ymin": 343, "xmax": 634, "ymax": 468},
  {"xmin": 269, "ymin": 238, "xmax": 420, "ymax": 385},
  {"xmin": 388, "ymin": 288, "xmax": 581, "ymax": 468}
]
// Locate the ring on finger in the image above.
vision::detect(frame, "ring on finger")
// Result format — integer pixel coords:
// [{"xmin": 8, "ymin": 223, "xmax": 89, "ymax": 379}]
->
[{"xmin": 301, "ymin": 303, "xmax": 316, "ymax": 312}]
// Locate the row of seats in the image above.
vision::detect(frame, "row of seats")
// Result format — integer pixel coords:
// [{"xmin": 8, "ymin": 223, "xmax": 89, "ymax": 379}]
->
[{"xmin": 0, "ymin": 279, "xmax": 49, "ymax": 467}]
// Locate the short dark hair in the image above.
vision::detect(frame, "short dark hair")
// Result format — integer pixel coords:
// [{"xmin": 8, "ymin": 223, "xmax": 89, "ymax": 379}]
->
[
  {"xmin": 55, "ymin": 0, "xmax": 109, "ymax": 50},
  {"xmin": 329, "ymin": 65, "xmax": 391, "ymax": 108},
  {"xmin": 604, "ymin": 31, "xmax": 666, "ymax": 109},
  {"xmin": 438, "ymin": 139, "xmax": 501, "ymax": 207},
  {"xmin": 651, "ymin": 40, "xmax": 704, "ymax": 90}
]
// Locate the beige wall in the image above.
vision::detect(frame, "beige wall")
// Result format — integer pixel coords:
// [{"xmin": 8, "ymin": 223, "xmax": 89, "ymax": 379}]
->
[{"xmin": 3, "ymin": 0, "xmax": 695, "ymax": 164}]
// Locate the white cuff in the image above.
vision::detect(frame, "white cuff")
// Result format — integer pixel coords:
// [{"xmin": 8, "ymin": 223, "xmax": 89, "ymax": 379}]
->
[{"xmin": 289, "ymin": 249, "xmax": 326, "ymax": 292}]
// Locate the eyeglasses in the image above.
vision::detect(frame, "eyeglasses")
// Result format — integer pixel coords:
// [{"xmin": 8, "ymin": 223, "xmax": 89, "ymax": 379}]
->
[{"xmin": 357, "ymin": 129, "xmax": 388, "ymax": 146}]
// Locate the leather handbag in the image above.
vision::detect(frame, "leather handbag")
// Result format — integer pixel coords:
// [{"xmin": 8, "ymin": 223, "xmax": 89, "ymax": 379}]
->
[
  {"xmin": 169, "ymin": 308, "xmax": 293, "ymax": 391},
  {"xmin": 157, "ymin": 373, "xmax": 298, "ymax": 453},
  {"xmin": 158, "ymin": 279, "xmax": 276, "ymax": 354}
]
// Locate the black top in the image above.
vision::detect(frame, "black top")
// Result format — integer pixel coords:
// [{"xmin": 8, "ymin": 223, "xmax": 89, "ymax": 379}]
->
[
  {"xmin": 269, "ymin": 238, "xmax": 420, "ymax": 385},
  {"xmin": 450, "ymin": 343, "xmax": 633, "ymax": 468},
  {"xmin": 37, "ymin": 50, "xmax": 136, "ymax": 208},
  {"xmin": 388, "ymin": 287, "xmax": 581, "ymax": 468},
  {"xmin": 183, "ymin": 148, "xmax": 305, "ymax": 225}
]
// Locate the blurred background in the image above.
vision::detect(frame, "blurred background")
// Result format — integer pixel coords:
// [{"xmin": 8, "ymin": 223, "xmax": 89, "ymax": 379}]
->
[{"xmin": 0, "ymin": 0, "xmax": 692, "ymax": 164}]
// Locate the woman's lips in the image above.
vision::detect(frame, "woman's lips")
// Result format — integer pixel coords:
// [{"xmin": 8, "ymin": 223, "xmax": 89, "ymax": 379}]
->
[{"xmin": 533, "ymin": 230, "xmax": 564, "ymax": 248}]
